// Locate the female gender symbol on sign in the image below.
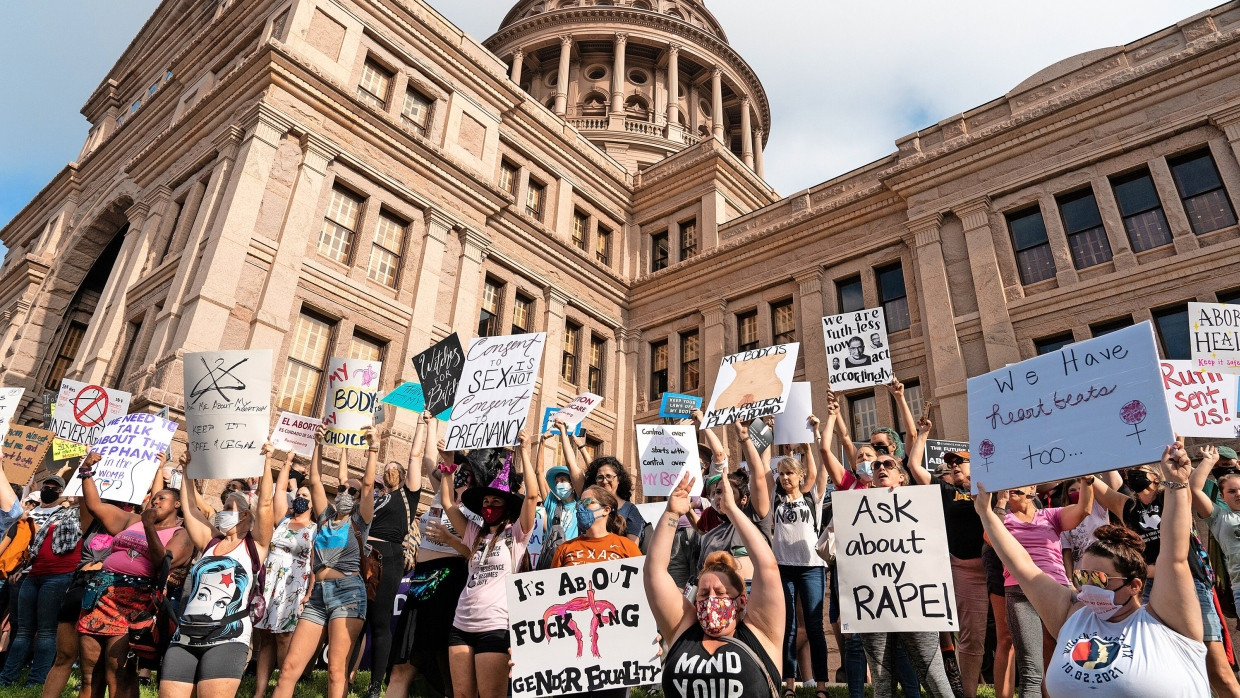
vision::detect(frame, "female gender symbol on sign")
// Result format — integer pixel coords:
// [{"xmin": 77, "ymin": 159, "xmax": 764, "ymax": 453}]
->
[{"xmin": 72, "ymin": 385, "xmax": 111, "ymax": 427}]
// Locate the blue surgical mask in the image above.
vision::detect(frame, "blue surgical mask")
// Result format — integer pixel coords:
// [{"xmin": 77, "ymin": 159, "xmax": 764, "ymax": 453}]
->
[
  {"xmin": 856, "ymin": 460, "xmax": 874, "ymax": 479},
  {"xmin": 554, "ymin": 483, "xmax": 573, "ymax": 501},
  {"xmin": 576, "ymin": 503, "xmax": 601, "ymax": 529}
]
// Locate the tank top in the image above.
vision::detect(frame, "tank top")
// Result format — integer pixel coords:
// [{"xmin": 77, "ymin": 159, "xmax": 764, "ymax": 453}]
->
[
  {"xmin": 102, "ymin": 521, "xmax": 182, "ymax": 578},
  {"xmin": 1043, "ymin": 606, "xmax": 1208, "ymax": 697},
  {"xmin": 174, "ymin": 537, "xmax": 256, "ymax": 647},
  {"xmin": 771, "ymin": 490, "xmax": 825, "ymax": 567},
  {"xmin": 663, "ymin": 622, "xmax": 780, "ymax": 698},
  {"xmin": 313, "ymin": 508, "xmax": 366, "ymax": 574},
  {"xmin": 369, "ymin": 488, "xmax": 415, "ymax": 543}
]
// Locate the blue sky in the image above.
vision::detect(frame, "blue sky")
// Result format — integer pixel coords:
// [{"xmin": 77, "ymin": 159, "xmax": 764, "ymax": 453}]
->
[{"xmin": 0, "ymin": 0, "xmax": 1223, "ymax": 257}]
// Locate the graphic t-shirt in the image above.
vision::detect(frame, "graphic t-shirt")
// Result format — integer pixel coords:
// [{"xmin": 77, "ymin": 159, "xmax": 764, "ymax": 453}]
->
[
  {"xmin": 551, "ymin": 532, "xmax": 640, "ymax": 567},
  {"xmin": 1122, "ymin": 494, "xmax": 1213, "ymax": 585},
  {"xmin": 174, "ymin": 538, "xmax": 256, "ymax": 647},
  {"xmin": 454, "ymin": 520, "xmax": 529, "ymax": 633},
  {"xmin": 663, "ymin": 622, "xmax": 781, "ymax": 698},
  {"xmin": 937, "ymin": 480, "xmax": 984, "ymax": 560},
  {"xmin": 771, "ymin": 490, "xmax": 825, "ymax": 567},
  {"xmin": 1061, "ymin": 502, "xmax": 1109, "ymax": 561}
]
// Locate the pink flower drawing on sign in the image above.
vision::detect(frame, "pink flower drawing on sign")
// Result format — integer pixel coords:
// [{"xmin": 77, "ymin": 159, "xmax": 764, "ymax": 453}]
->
[
  {"xmin": 979, "ymin": 439, "xmax": 995, "ymax": 472},
  {"xmin": 357, "ymin": 364, "xmax": 379, "ymax": 388},
  {"xmin": 1120, "ymin": 400, "xmax": 1147, "ymax": 444}
]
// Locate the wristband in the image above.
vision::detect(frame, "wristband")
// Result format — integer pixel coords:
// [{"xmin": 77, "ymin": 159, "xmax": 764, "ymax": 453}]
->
[
  {"xmin": 1164, "ymin": 480, "xmax": 1188, "ymax": 490},
  {"xmin": 368, "ymin": 447, "xmax": 380, "ymax": 453},
  {"xmin": 79, "ymin": 469, "xmax": 95, "ymax": 480}
]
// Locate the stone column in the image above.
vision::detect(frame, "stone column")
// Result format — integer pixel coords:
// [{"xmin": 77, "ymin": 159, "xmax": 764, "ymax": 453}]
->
[
  {"xmin": 688, "ymin": 83, "xmax": 701, "ymax": 133},
  {"xmin": 1035, "ymin": 193, "xmax": 1080, "ymax": 286},
  {"xmin": 538, "ymin": 288, "xmax": 570, "ymax": 419},
  {"xmin": 740, "ymin": 97, "xmax": 753, "ymax": 168},
  {"xmin": 794, "ymin": 269, "xmax": 829, "ymax": 405},
  {"xmin": 711, "ymin": 68, "xmax": 724, "ymax": 144},
  {"xmin": 611, "ymin": 327, "xmax": 638, "ymax": 464},
  {"xmin": 610, "ymin": 33, "xmax": 627, "ymax": 115},
  {"xmin": 406, "ymin": 210, "xmax": 455, "ymax": 349},
  {"xmin": 1148, "ymin": 157, "xmax": 1200, "ymax": 254},
  {"xmin": 1089, "ymin": 177, "xmax": 1138, "ymax": 271},
  {"xmin": 510, "ymin": 48, "xmax": 525, "ymax": 86},
  {"xmin": 554, "ymin": 36, "xmax": 572, "ymax": 117},
  {"xmin": 665, "ymin": 43, "xmax": 680, "ymax": 130},
  {"xmin": 163, "ymin": 178, "xmax": 208, "ymax": 265},
  {"xmin": 449, "ymin": 227, "xmax": 492, "ymax": 334},
  {"xmin": 954, "ymin": 198, "xmax": 1021, "ymax": 370},
  {"xmin": 906, "ymin": 214, "xmax": 969, "ymax": 439},
  {"xmin": 700, "ymin": 300, "xmax": 728, "ymax": 408},
  {"xmin": 1210, "ymin": 106, "xmax": 1240, "ymax": 184},
  {"xmin": 753, "ymin": 129, "xmax": 765, "ymax": 179}
]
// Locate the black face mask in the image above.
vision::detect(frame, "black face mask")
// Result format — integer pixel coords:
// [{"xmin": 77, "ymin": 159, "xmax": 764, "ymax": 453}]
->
[
  {"xmin": 1128, "ymin": 472, "xmax": 1152, "ymax": 494},
  {"xmin": 40, "ymin": 488, "xmax": 60, "ymax": 505}
]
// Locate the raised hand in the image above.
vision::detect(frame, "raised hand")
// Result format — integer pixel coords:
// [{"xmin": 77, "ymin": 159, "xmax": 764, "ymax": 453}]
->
[
  {"xmin": 665, "ymin": 472, "xmax": 696, "ymax": 516},
  {"xmin": 315, "ymin": 425, "xmax": 329, "ymax": 444},
  {"xmin": 973, "ymin": 482, "xmax": 996, "ymax": 519},
  {"xmin": 1198, "ymin": 445, "xmax": 1220, "ymax": 469},
  {"xmin": 887, "ymin": 378, "xmax": 904, "ymax": 398},
  {"xmin": 362, "ymin": 424, "xmax": 378, "ymax": 449},
  {"xmin": 1160, "ymin": 443, "xmax": 1192, "ymax": 485}
]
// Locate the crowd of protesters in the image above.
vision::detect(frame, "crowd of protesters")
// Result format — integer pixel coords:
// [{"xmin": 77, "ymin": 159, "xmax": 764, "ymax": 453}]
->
[{"xmin": 0, "ymin": 374, "xmax": 1231, "ymax": 698}]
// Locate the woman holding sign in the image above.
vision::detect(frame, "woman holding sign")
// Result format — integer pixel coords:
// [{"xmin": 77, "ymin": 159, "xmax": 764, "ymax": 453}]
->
[{"xmin": 648, "ymin": 469, "xmax": 784, "ymax": 698}]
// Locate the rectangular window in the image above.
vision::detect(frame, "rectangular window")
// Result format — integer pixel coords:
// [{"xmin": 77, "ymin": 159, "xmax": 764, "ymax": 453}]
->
[
  {"xmin": 1035, "ymin": 332, "xmax": 1075, "ymax": 356},
  {"xmin": 526, "ymin": 179, "xmax": 546, "ymax": 221},
  {"xmin": 876, "ymin": 263, "xmax": 910, "ymax": 332},
  {"xmin": 650, "ymin": 340, "xmax": 669, "ymax": 398},
  {"xmin": 147, "ymin": 82, "xmax": 159, "ymax": 98},
  {"xmin": 366, "ymin": 210, "xmax": 406, "ymax": 288},
  {"xmin": 588, "ymin": 335, "xmax": 605, "ymax": 395},
  {"xmin": 904, "ymin": 382, "xmax": 924, "ymax": 423},
  {"xmin": 499, "ymin": 160, "xmax": 518, "ymax": 196},
  {"xmin": 836, "ymin": 276, "xmax": 864, "ymax": 313},
  {"xmin": 44, "ymin": 322, "xmax": 88, "ymax": 391},
  {"xmin": 1152, "ymin": 304, "xmax": 1191, "ymax": 360},
  {"xmin": 131, "ymin": 100, "xmax": 141, "ymax": 114},
  {"xmin": 583, "ymin": 436, "xmax": 602, "ymax": 463},
  {"xmin": 1169, "ymin": 150, "xmax": 1237, "ymax": 235},
  {"xmin": 1090, "ymin": 316, "xmax": 1134, "ymax": 337},
  {"xmin": 680, "ymin": 218, "xmax": 698, "ymax": 260},
  {"xmin": 737, "ymin": 310, "xmax": 759, "ymax": 352},
  {"xmin": 278, "ymin": 311, "xmax": 334, "ymax": 415},
  {"xmin": 596, "ymin": 225, "xmax": 612, "ymax": 266},
  {"xmin": 771, "ymin": 299, "xmax": 796, "ymax": 345},
  {"xmin": 401, "ymin": 88, "xmax": 433, "ymax": 135},
  {"xmin": 349, "ymin": 332, "xmax": 385, "ymax": 363},
  {"xmin": 850, "ymin": 394, "xmax": 878, "ymax": 442},
  {"xmin": 479, "ymin": 278, "xmax": 503, "ymax": 338},
  {"xmin": 320, "ymin": 186, "xmax": 363, "ymax": 264},
  {"xmin": 357, "ymin": 59, "xmax": 393, "ymax": 109},
  {"xmin": 562, "ymin": 322, "xmax": 581, "ymax": 383},
  {"xmin": 651, "ymin": 231, "xmax": 669, "ymax": 271},
  {"xmin": 1007, "ymin": 206, "xmax": 1056, "ymax": 284},
  {"xmin": 572, "ymin": 210, "xmax": 588, "ymax": 251},
  {"xmin": 1219, "ymin": 288, "xmax": 1240, "ymax": 304},
  {"xmin": 680, "ymin": 330, "xmax": 700, "ymax": 392},
  {"xmin": 511, "ymin": 294, "xmax": 533, "ymax": 334},
  {"xmin": 1112, "ymin": 169, "xmax": 1173, "ymax": 252},
  {"xmin": 1057, "ymin": 189, "xmax": 1113, "ymax": 269}
]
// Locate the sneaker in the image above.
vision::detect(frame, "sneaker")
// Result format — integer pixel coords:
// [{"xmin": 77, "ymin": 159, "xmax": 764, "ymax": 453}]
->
[
  {"xmin": 365, "ymin": 681, "xmax": 383, "ymax": 698},
  {"xmin": 941, "ymin": 650, "xmax": 965, "ymax": 698}
]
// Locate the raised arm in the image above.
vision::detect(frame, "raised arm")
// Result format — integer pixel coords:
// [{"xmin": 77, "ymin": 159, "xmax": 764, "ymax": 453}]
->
[
  {"xmin": 406, "ymin": 413, "xmax": 429, "ymax": 494},
  {"xmin": 691, "ymin": 409, "xmax": 728, "ymax": 467},
  {"xmin": 833, "ymin": 397, "xmax": 858, "ymax": 468},
  {"xmin": 359, "ymin": 425, "xmax": 379, "ymax": 525},
  {"xmin": 736, "ymin": 420, "xmax": 770, "ymax": 517},
  {"xmin": 643, "ymin": 472, "xmax": 698, "ymax": 641},
  {"xmin": 1058, "ymin": 475, "xmax": 1095, "ymax": 531},
  {"xmin": 886, "ymin": 378, "xmax": 917, "ymax": 440},
  {"xmin": 308, "ymin": 427, "xmax": 330, "ymax": 517},
  {"xmin": 1150, "ymin": 443, "xmax": 1204, "ymax": 642},
  {"xmin": 517, "ymin": 431, "xmax": 539, "ymax": 535},
  {"xmin": 799, "ymin": 415, "xmax": 821, "ymax": 495},
  {"xmin": 534, "ymin": 430, "xmax": 553, "ymax": 501},
  {"xmin": 1090, "ymin": 471, "xmax": 1130, "ymax": 520},
  {"xmin": 441, "ymin": 452, "xmax": 469, "ymax": 535},
  {"xmin": 1190, "ymin": 445, "xmax": 1219, "ymax": 519},
  {"xmin": 78, "ymin": 452, "xmax": 137, "ymax": 535},
  {"xmin": 557, "ymin": 418, "xmax": 585, "ymax": 495},
  {"xmin": 178, "ymin": 453, "xmax": 215, "ymax": 551},
  {"xmin": 272, "ymin": 449, "xmax": 295, "ymax": 523},
  {"xmin": 973, "ymin": 484, "xmax": 1077, "ymax": 636},
  {"xmin": 818, "ymin": 401, "xmax": 851, "ymax": 488},
  {"xmin": 252, "ymin": 443, "xmax": 276, "ymax": 552},
  {"xmin": 905, "ymin": 414, "xmax": 935, "ymax": 486},
  {"xmin": 718, "ymin": 466, "xmax": 783, "ymax": 648}
]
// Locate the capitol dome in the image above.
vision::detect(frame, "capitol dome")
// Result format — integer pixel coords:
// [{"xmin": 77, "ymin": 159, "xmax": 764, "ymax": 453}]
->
[{"xmin": 485, "ymin": 0, "xmax": 770, "ymax": 176}]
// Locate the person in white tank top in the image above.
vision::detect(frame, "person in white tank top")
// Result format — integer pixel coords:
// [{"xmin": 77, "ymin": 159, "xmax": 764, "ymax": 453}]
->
[{"xmin": 974, "ymin": 442, "xmax": 1209, "ymax": 698}]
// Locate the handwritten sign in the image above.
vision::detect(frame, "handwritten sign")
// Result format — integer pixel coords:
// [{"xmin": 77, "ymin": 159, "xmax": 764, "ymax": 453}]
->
[
  {"xmin": 636, "ymin": 425, "xmax": 702, "ymax": 498},
  {"xmin": 183, "ymin": 350, "xmax": 271, "ymax": 478},
  {"xmin": 702, "ymin": 343, "xmax": 799, "ymax": 429},
  {"xmin": 834, "ymin": 486, "xmax": 958, "ymax": 633},
  {"xmin": 2, "ymin": 425, "xmax": 53, "ymax": 486},
  {"xmin": 0, "ymin": 388, "xmax": 23, "ymax": 434},
  {"xmin": 659, "ymin": 392, "xmax": 701, "ymax": 419},
  {"xmin": 823, "ymin": 309, "xmax": 893, "ymax": 391},
  {"xmin": 52, "ymin": 379, "xmax": 130, "ymax": 446},
  {"xmin": 445, "ymin": 333, "xmax": 546, "ymax": 451},
  {"xmin": 321, "ymin": 358, "xmax": 383, "ymax": 449},
  {"xmin": 1160, "ymin": 360, "xmax": 1238, "ymax": 438},
  {"xmin": 63, "ymin": 413, "xmax": 178, "ymax": 504},
  {"xmin": 412, "ymin": 333, "xmax": 465, "ymax": 416},
  {"xmin": 774, "ymin": 382, "xmax": 814, "ymax": 445},
  {"xmin": 924, "ymin": 439, "xmax": 971, "ymax": 473},
  {"xmin": 382, "ymin": 382, "xmax": 426, "ymax": 413},
  {"xmin": 967, "ymin": 322, "xmax": 1173, "ymax": 492},
  {"xmin": 1190, "ymin": 302, "xmax": 1240, "ymax": 374},
  {"xmin": 556, "ymin": 393, "xmax": 602, "ymax": 430},
  {"xmin": 270, "ymin": 411, "xmax": 322, "ymax": 459},
  {"xmin": 507, "ymin": 558, "xmax": 660, "ymax": 697},
  {"xmin": 541, "ymin": 407, "xmax": 584, "ymax": 437}
]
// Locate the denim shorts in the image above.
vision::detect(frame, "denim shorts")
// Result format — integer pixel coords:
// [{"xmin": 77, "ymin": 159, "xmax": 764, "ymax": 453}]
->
[
  {"xmin": 1146, "ymin": 577, "xmax": 1224, "ymax": 642},
  {"xmin": 300, "ymin": 575, "xmax": 367, "ymax": 625}
]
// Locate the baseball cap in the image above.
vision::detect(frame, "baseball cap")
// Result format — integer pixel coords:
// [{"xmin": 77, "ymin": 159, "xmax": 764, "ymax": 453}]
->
[
  {"xmin": 1218, "ymin": 446, "xmax": 1238, "ymax": 460},
  {"xmin": 43, "ymin": 476, "xmax": 66, "ymax": 489},
  {"xmin": 944, "ymin": 451, "xmax": 970, "ymax": 463}
]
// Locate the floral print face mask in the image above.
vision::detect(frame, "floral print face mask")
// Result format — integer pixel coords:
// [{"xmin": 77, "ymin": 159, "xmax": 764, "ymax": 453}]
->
[{"xmin": 695, "ymin": 594, "xmax": 741, "ymax": 636}]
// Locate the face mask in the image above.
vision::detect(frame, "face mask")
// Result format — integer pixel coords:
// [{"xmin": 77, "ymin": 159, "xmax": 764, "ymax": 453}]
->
[
  {"xmin": 291, "ymin": 497, "xmax": 310, "ymax": 515},
  {"xmin": 576, "ymin": 504, "xmax": 601, "ymax": 529},
  {"xmin": 695, "ymin": 595, "xmax": 739, "ymax": 636},
  {"xmin": 856, "ymin": 460, "xmax": 874, "ymax": 479},
  {"xmin": 1077, "ymin": 585, "xmax": 1126, "ymax": 620},
  {"xmin": 215, "ymin": 510, "xmax": 240, "ymax": 533},
  {"xmin": 481, "ymin": 505, "xmax": 505, "ymax": 525},
  {"xmin": 40, "ymin": 488, "xmax": 60, "ymax": 505},
  {"xmin": 334, "ymin": 493, "xmax": 355, "ymax": 516},
  {"xmin": 1068, "ymin": 490, "xmax": 1081, "ymax": 505},
  {"xmin": 554, "ymin": 483, "xmax": 573, "ymax": 501}
]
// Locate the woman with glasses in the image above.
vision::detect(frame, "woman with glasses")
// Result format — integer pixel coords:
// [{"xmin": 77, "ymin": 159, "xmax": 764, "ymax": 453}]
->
[
  {"xmin": 975, "ymin": 443, "xmax": 1209, "ymax": 697},
  {"xmin": 574, "ymin": 455, "xmax": 644, "ymax": 543}
]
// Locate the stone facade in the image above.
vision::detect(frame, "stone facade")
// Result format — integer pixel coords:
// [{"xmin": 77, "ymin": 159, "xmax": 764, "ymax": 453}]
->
[{"xmin": 2, "ymin": 0, "xmax": 1240, "ymax": 483}]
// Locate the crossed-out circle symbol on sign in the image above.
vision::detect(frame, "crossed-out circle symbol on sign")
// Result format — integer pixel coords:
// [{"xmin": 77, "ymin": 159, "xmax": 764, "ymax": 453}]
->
[{"xmin": 72, "ymin": 385, "xmax": 110, "ymax": 427}]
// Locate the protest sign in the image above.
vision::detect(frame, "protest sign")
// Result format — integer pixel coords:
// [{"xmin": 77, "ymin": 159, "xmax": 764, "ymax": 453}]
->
[
  {"xmin": 382, "ymin": 382, "xmax": 426, "ymax": 413},
  {"xmin": 636, "ymin": 425, "xmax": 702, "ymax": 497},
  {"xmin": 507, "ymin": 558, "xmax": 660, "ymax": 697},
  {"xmin": 750, "ymin": 421, "xmax": 774, "ymax": 455},
  {"xmin": 1160, "ymin": 360, "xmax": 1238, "ymax": 438},
  {"xmin": 556, "ymin": 393, "xmax": 602, "ymax": 430},
  {"xmin": 541, "ymin": 407, "xmax": 584, "ymax": 437},
  {"xmin": 822, "ymin": 309, "xmax": 893, "ymax": 391},
  {"xmin": 774, "ymin": 382, "xmax": 815, "ymax": 445},
  {"xmin": 967, "ymin": 322, "xmax": 1173, "ymax": 492},
  {"xmin": 184, "ymin": 350, "xmax": 271, "ymax": 478},
  {"xmin": 702, "ymin": 343, "xmax": 799, "ymax": 429},
  {"xmin": 2, "ymin": 425, "xmax": 53, "ymax": 486},
  {"xmin": 1190, "ymin": 302, "xmax": 1240, "ymax": 374},
  {"xmin": 52, "ymin": 380, "xmax": 130, "ymax": 446},
  {"xmin": 40, "ymin": 392, "xmax": 55, "ymax": 428},
  {"xmin": 0, "ymin": 388, "xmax": 23, "ymax": 433},
  {"xmin": 412, "ymin": 333, "xmax": 465, "ymax": 416},
  {"xmin": 321, "ymin": 358, "xmax": 383, "ymax": 449},
  {"xmin": 833, "ymin": 486, "xmax": 958, "ymax": 633},
  {"xmin": 526, "ymin": 507, "xmax": 548, "ymax": 569},
  {"xmin": 63, "ymin": 413, "xmax": 178, "ymax": 504},
  {"xmin": 659, "ymin": 392, "xmax": 701, "ymax": 419},
  {"xmin": 924, "ymin": 439, "xmax": 971, "ymax": 473},
  {"xmin": 445, "ymin": 333, "xmax": 546, "ymax": 451},
  {"xmin": 270, "ymin": 411, "xmax": 322, "ymax": 459}
]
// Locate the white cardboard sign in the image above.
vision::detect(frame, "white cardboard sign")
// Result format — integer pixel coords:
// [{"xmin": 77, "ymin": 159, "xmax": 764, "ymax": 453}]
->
[
  {"xmin": 822, "ymin": 308, "xmax": 893, "ymax": 391},
  {"xmin": 445, "ymin": 333, "xmax": 546, "ymax": 451},
  {"xmin": 322, "ymin": 358, "xmax": 383, "ymax": 449},
  {"xmin": 63, "ymin": 413, "xmax": 178, "ymax": 504},
  {"xmin": 52, "ymin": 380, "xmax": 131, "ymax": 446},
  {"xmin": 636, "ymin": 425, "xmax": 703, "ymax": 498},
  {"xmin": 774, "ymin": 382, "xmax": 815, "ymax": 445},
  {"xmin": 834, "ymin": 485, "xmax": 959, "ymax": 633},
  {"xmin": 0, "ymin": 388, "xmax": 24, "ymax": 434},
  {"xmin": 1190, "ymin": 302, "xmax": 1240, "ymax": 374},
  {"xmin": 507, "ymin": 558, "xmax": 660, "ymax": 697},
  {"xmin": 556, "ymin": 393, "xmax": 602, "ymax": 430},
  {"xmin": 184, "ymin": 350, "xmax": 271, "ymax": 478},
  {"xmin": 702, "ymin": 343, "xmax": 799, "ymax": 429},
  {"xmin": 1160, "ymin": 360, "xmax": 1239, "ymax": 438},
  {"xmin": 270, "ymin": 411, "xmax": 322, "ymax": 459},
  {"xmin": 967, "ymin": 322, "xmax": 1174, "ymax": 492}
]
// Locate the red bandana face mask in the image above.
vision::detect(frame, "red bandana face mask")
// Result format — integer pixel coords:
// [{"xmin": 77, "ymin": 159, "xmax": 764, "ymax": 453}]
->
[
  {"xmin": 695, "ymin": 595, "xmax": 740, "ymax": 636},
  {"xmin": 481, "ymin": 505, "xmax": 506, "ymax": 525}
]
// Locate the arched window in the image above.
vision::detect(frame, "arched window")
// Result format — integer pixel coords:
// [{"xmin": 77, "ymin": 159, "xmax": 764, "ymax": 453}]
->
[
  {"xmin": 581, "ymin": 91, "xmax": 608, "ymax": 115},
  {"xmin": 624, "ymin": 95, "xmax": 650, "ymax": 119},
  {"xmin": 666, "ymin": 7, "xmax": 683, "ymax": 19},
  {"xmin": 631, "ymin": 0, "xmax": 651, "ymax": 8}
]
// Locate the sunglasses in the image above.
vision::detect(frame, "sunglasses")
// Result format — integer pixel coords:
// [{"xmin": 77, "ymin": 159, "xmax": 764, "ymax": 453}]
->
[
  {"xmin": 1071, "ymin": 569, "xmax": 1129, "ymax": 589},
  {"xmin": 345, "ymin": 487, "xmax": 360, "ymax": 496},
  {"xmin": 873, "ymin": 461, "xmax": 900, "ymax": 472}
]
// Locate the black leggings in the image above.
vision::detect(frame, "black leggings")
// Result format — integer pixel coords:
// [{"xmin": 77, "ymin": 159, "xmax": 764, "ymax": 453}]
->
[{"xmin": 364, "ymin": 539, "xmax": 404, "ymax": 685}]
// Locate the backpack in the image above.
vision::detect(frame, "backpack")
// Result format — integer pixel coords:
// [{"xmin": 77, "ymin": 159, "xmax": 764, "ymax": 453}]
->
[
  {"xmin": 0, "ymin": 519, "xmax": 36, "ymax": 580},
  {"xmin": 535, "ymin": 521, "xmax": 566, "ymax": 571}
]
